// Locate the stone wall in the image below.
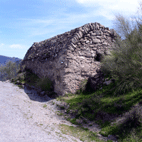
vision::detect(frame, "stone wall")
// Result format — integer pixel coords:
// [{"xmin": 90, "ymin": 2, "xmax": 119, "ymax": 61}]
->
[{"xmin": 21, "ymin": 22, "xmax": 117, "ymax": 95}]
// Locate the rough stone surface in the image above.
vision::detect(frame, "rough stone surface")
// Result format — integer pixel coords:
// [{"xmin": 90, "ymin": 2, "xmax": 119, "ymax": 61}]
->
[{"xmin": 21, "ymin": 22, "xmax": 117, "ymax": 95}]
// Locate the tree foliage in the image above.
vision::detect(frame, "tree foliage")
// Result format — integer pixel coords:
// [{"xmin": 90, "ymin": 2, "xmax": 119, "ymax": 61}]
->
[
  {"xmin": 0, "ymin": 60, "xmax": 20, "ymax": 81},
  {"xmin": 100, "ymin": 4, "xmax": 142, "ymax": 95}
]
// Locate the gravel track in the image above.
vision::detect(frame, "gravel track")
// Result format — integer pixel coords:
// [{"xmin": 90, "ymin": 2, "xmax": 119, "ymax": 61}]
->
[{"xmin": 0, "ymin": 80, "xmax": 81, "ymax": 142}]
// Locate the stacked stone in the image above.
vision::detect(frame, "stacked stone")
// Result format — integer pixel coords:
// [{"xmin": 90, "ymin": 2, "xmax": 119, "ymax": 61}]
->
[
  {"xmin": 21, "ymin": 22, "xmax": 117, "ymax": 95},
  {"xmin": 69, "ymin": 22, "xmax": 116, "ymax": 55},
  {"xmin": 23, "ymin": 30, "xmax": 76, "ymax": 62},
  {"xmin": 24, "ymin": 22, "xmax": 116, "ymax": 63}
]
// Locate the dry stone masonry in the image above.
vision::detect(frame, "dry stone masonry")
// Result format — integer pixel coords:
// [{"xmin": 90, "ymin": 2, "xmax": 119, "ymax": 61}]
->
[{"xmin": 21, "ymin": 22, "xmax": 117, "ymax": 95}]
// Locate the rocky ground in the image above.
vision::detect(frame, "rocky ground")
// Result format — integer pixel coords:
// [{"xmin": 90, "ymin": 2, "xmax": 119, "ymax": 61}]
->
[{"xmin": 0, "ymin": 80, "xmax": 82, "ymax": 142}]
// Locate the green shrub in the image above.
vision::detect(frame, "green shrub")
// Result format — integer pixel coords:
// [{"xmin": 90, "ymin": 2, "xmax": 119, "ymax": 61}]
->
[
  {"xmin": 122, "ymin": 104, "xmax": 142, "ymax": 128},
  {"xmin": 0, "ymin": 61, "xmax": 20, "ymax": 81},
  {"xmin": 105, "ymin": 104, "xmax": 142, "ymax": 140},
  {"xmin": 24, "ymin": 69, "xmax": 40, "ymax": 86},
  {"xmin": 100, "ymin": 14, "xmax": 142, "ymax": 96},
  {"xmin": 36, "ymin": 77, "xmax": 53, "ymax": 91}
]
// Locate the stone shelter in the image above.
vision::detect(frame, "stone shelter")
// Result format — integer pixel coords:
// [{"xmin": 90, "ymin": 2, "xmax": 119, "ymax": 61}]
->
[{"xmin": 21, "ymin": 22, "xmax": 117, "ymax": 95}]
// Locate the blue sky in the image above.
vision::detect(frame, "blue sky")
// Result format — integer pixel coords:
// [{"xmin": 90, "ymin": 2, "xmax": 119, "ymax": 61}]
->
[{"xmin": 0, "ymin": 0, "xmax": 140, "ymax": 59}]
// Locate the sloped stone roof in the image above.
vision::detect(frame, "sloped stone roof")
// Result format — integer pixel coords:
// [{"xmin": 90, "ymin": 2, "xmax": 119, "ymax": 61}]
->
[{"xmin": 23, "ymin": 22, "xmax": 116, "ymax": 62}]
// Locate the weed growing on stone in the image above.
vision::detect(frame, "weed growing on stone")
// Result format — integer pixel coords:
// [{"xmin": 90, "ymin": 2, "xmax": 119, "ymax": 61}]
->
[{"xmin": 75, "ymin": 79, "xmax": 88, "ymax": 94}]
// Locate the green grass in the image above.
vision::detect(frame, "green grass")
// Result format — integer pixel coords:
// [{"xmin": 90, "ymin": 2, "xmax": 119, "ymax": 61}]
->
[
  {"xmin": 56, "ymin": 111, "xmax": 64, "ymax": 116},
  {"xmin": 56, "ymin": 81, "xmax": 142, "ymax": 141},
  {"xmin": 43, "ymin": 104, "xmax": 47, "ymax": 108},
  {"xmin": 59, "ymin": 124, "xmax": 104, "ymax": 142}
]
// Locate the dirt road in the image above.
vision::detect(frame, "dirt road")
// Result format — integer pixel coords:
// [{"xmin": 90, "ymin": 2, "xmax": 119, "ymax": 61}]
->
[{"xmin": 0, "ymin": 80, "xmax": 81, "ymax": 142}]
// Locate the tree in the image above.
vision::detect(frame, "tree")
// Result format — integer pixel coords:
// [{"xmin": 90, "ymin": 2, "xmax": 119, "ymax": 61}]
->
[
  {"xmin": 100, "ymin": 3, "xmax": 142, "ymax": 95},
  {"xmin": 0, "ymin": 60, "xmax": 20, "ymax": 81}
]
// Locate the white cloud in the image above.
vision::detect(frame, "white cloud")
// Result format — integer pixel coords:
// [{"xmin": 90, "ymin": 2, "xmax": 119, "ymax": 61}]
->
[
  {"xmin": 9, "ymin": 44, "xmax": 25, "ymax": 49},
  {"xmin": 76, "ymin": 0, "xmax": 140, "ymax": 20},
  {"xmin": 19, "ymin": 10, "xmax": 110, "ymax": 38},
  {"xmin": 17, "ymin": 15, "xmax": 89, "ymax": 37},
  {"xmin": 9, "ymin": 0, "xmax": 141, "ymax": 38}
]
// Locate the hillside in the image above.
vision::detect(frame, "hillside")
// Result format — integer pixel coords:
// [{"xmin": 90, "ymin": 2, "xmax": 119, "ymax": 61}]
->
[
  {"xmin": 10, "ymin": 55, "xmax": 142, "ymax": 142},
  {"xmin": 0, "ymin": 55, "xmax": 21, "ymax": 66},
  {"xmin": 2, "ymin": 17, "xmax": 142, "ymax": 141}
]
